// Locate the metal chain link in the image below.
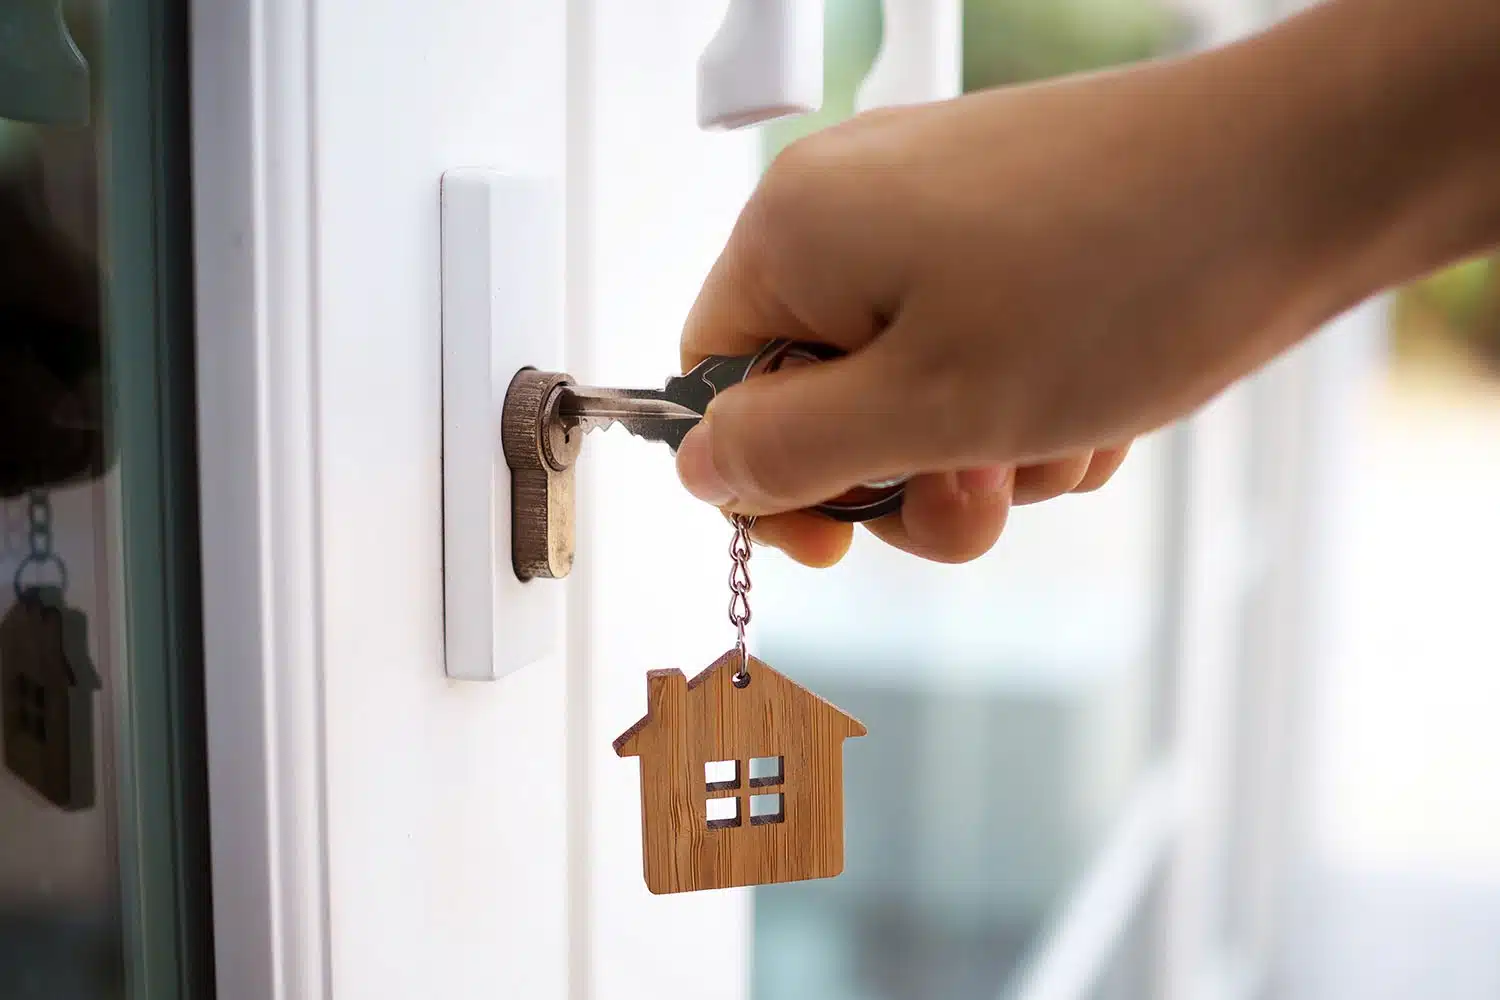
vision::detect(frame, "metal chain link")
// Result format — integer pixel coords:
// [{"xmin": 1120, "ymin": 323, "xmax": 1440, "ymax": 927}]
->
[
  {"xmin": 27, "ymin": 492, "xmax": 53, "ymax": 560},
  {"xmin": 728, "ymin": 514, "xmax": 756, "ymax": 687},
  {"xmin": 14, "ymin": 491, "xmax": 67, "ymax": 599}
]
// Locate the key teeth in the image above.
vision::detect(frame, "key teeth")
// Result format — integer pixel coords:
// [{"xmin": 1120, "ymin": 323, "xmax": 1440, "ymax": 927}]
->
[
  {"xmin": 570, "ymin": 416, "xmax": 618, "ymax": 436},
  {"xmin": 573, "ymin": 416, "xmax": 683, "ymax": 455}
]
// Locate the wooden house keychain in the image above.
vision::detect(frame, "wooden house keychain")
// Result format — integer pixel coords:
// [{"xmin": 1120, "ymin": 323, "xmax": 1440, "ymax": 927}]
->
[
  {"xmin": 498, "ymin": 336, "xmax": 900, "ymax": 893},
  {"xmin": 614, "ymin": 512, "xmax": 868, "ymax": 895}
]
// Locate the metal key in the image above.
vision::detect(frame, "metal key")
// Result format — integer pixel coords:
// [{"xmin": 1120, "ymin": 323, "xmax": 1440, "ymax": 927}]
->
[
  {"xmin": 553, "ymin": 339, "xmax": 905, "ymax": 523},
  {"xmin": 556, "ymin": 353, "xmax": 762, "ymax": 454}
]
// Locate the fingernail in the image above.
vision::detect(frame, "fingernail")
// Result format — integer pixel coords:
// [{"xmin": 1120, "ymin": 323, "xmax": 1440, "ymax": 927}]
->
[
  {"xmin": 676, "ymin": 424, "xmax": 737, "ymax": 506},
  {"xmin": 957, "ymin": 465, "xmax": 1011, "ymax": 498}
]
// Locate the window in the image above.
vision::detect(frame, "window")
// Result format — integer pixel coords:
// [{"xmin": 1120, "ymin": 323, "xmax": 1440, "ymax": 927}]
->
[
  {"xmin": 706, "ymin": 759, "xmax": 741, "ymax": 791},
  {"xmin": 706, "ymin": 757, "xmax": 788, "ymax": 829},
  {"xmin": 749, "ymin": 756, "xmax": 784, "ymax": 787},
  {"xmin": 707, "ymin": 796, "xmax": 742, "ymax": 830},
  {"xmin": 750, "ymin": 794, "xmax": 785, "ymax": 826},
  {"xmin": 9, "ymin": 675, "xmax": 47, "ymax": 742}
]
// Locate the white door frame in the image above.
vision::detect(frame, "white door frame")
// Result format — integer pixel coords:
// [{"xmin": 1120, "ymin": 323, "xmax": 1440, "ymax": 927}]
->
[
  {"xmin": 191, "ymin": 0, "xmax": 328, "ymax": 994},
  {"xmin": 192, "ymin": 0, "xmax": 573, "ymax": 997}
]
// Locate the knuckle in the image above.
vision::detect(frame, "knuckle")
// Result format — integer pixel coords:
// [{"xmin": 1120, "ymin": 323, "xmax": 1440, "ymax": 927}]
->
[{"xmin": 753, "ymin": 135, "xmax": 834, "ymax": 239}]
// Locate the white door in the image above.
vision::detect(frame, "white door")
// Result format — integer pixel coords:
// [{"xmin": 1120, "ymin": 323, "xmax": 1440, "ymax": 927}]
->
[{"xmin": 190, "ymin": 1, "xmax": 1345, "ymax": 999}]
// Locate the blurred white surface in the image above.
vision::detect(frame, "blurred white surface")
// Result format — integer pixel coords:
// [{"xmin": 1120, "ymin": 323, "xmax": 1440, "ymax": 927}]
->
[
  {"xmin": 1280, "ymin": 360, "xmax": 1500, "ymax": 999},
  {"xmin": 1312, "ymin": 366, "xmax": 1500, "ymax": 879}
]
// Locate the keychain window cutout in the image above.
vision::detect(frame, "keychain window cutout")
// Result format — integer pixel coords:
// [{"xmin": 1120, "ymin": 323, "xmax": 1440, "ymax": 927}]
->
[
  {"xmin": 748, "ymin": 755, "xmax": 783, "ymax": 787},
  {"xmin": 614, "ymin": 650, "xmax": 866, "ymax": 894},
  {"xmin": 14, "ymin": 675, "xmax": 47, "ymax": 741},
  {"xmin": 706, "ymin": 796, "xmax": 741, "ymax": 830},
  {"xmin": 749, "ymin": 793, "xmax": 785, "ymax": 826},
  {"xmin": 705, "ymin": 759, "xmax": 740, "ymax": 791}
]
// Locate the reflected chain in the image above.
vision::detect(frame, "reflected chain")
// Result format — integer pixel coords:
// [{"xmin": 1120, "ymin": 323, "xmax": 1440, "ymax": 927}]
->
[
  {"xmin": 15, "ymin": 491, "xmax": 67, "ymax": 599},
  {"xmin": 728, "ymin": 514, "xmax": 756, "ymax": 687}
]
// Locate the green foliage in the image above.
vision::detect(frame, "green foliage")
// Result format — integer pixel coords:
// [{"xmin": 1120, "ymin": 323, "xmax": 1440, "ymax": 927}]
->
[
  {"xmin": 1396, "ymin": 256, "xmax": 1500, "ymax": 363},
  {"xmin": 762, "ymin": 0, "xmax": 1186, "ymax": 164},
  {"xmin": 1412, "ymin": 256, "xmax": 1495, "ymax": 331},
  {"xmin": 964, "ymin": 0, "xmax": 1186, "ymax": 89}
]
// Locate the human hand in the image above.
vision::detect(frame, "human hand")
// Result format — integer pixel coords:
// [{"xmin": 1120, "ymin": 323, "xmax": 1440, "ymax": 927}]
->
[
  {"xmin": 675, "ymin": 53, "xmax": 1290, "ymax": 567},
  {"xmin": 676, "ymin": 0, "xmax": 1500, "ymax": 569}
]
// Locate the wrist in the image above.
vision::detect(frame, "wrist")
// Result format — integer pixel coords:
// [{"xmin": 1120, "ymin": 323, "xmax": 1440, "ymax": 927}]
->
[{"xmin": 1239, "ymin": 0, "xmax": 1500, "ymax": 335}]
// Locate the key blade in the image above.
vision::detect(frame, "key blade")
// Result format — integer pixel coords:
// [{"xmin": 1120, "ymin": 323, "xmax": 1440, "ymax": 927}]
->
[
  {"xmin": 557, "ymin": 388, "xmax": 698, "ymax": 422},
  {"xmin": 556, "ymin": 387, "xmax": 701, "ymax": 451},
  {"xmin": 556, "ymin": 351, "xmax": 764, "ymax": 454}
]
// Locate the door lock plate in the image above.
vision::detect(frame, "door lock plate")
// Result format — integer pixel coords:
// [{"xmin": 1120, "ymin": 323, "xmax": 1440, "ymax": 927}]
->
[{"xmin": 440, "ymin": 169, "xmax": 562, "ymax": 681}]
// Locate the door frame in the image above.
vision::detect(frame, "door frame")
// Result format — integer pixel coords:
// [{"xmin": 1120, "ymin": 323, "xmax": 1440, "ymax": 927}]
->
[
  {"xmin": 192, "ymin": 0, "xmax": 577, "ymax": 996},
  {"xmin": 190, "ymin": 0, "xmax": 330, "ymax": 995},
  {"xmin": 106, "ymin": 0, "xmax": 217, "ymax": 993}
]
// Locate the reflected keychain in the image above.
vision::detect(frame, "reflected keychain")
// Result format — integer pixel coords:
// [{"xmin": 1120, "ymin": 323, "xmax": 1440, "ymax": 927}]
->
[
  {"xmin": 613, "ymin": 512, "xmax": 867, "ymax": 894},
  {"xmin": 1, "ymin": 491, "xmax": 100, "ymax": 810}
]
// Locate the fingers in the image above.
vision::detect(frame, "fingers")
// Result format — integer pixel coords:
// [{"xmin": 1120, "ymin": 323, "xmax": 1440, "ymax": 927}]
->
[
  {"xmin": 748, "ymin": 511, "xmax": 854, "ymax": 568},
  {"xmin": 1011, "ymin": 444, "xmax": 1134, "ymax": 505},
  {"xmin": 862, "ymin": 467, "xmax": 1013, "ymax": 564},
  {"xmin": 1073, "ymin": 444, "xmax": 1132, "ymax": 492},
  {"xmin": 680, "ymin": 230, "xmax": 811, "ymax": 372},
  {"xmin": 679, "ymin": 156, "xmax": 884, "ymax": 372},
  {"xmin": 676, "ymin": 337, "xmax": 944, "ymax": 515},
  {"xmin": 743, "ymin": 447, "xmax": 1128, "ymax": 568},
  {"xmin": 1013, "ymin": 454, "xmax": 1094, "ymax": 505},
  {"xmin": 744, "ymin": 468, "xmax": 1011, "ymax": 567}
]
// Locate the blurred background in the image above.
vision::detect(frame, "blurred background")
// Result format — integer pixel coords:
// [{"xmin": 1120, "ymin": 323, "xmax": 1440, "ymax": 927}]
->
[{"xmin": 3, "ymin": 0, "xmax": 1498, "ymax": 998}]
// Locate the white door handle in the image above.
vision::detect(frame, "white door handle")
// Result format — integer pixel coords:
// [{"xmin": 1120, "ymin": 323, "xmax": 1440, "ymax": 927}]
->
[{"xmin": 698, "ymin": 0, "xmax": 824, "ymax": 130}]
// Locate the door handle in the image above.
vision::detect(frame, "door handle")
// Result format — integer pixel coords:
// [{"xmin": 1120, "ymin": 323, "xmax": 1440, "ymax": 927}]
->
[{"xmin": 698, "ymin": 0, "xmax": 823, "ymax": 131}]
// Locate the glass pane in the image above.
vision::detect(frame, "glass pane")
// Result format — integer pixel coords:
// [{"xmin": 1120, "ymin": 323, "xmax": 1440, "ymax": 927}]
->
[
  {"xmin": 751, "ymin": 2, "xmax": 1194, "ymax": 998},
  {"xmin": 0, "ymin": 0, "xmax": 209, "ymax": 997}
]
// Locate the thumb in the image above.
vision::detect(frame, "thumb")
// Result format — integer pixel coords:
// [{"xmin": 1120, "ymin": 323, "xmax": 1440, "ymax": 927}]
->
[{"xmin": 675, "ymin": 339, "xmax": 949, "ymax": 514}]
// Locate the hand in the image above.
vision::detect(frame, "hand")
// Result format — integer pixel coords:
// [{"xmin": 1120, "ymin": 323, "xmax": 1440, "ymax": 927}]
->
[
  {"xmin": 676, "ymin": 0, "xmax": 1500, "ymax": 568},
  {"xmin": 676, "ymin": 53, "xmax": 1291, "ymax": 567}
]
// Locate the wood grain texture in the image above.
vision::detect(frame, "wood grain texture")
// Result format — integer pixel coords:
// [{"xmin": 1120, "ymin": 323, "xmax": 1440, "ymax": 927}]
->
[{"xmin": 614, "ymin": 650, "xmax": 867, "ymax": 894}]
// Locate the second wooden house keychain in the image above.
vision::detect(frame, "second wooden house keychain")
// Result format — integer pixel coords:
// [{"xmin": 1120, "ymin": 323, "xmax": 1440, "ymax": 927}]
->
[{"xmin": 614, "ymin": 513, "xmax": 867, "ymax": 895}]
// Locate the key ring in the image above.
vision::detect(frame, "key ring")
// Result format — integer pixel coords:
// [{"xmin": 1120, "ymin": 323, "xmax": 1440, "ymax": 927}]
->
[
  {"xmin": 14, "ymin": 554, "xmax": 69, "ymax": 601},
  {"xmin": 740, "ymin": 340, "xmax": 908, "ymax": 523}
]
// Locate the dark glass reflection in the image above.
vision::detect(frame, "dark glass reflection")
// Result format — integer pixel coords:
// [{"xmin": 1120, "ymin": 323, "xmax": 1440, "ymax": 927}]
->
[{"xmin": 2, "ymin": 1, "xmax": 127, "ymax": 995}]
